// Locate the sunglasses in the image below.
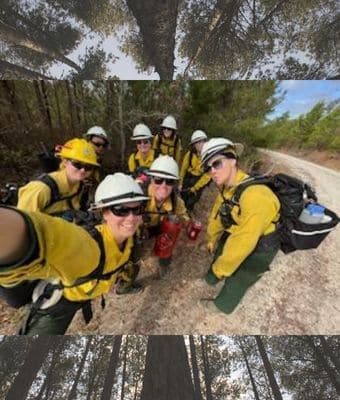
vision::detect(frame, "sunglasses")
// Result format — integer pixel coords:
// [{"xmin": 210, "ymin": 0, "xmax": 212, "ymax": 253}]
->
[
  {"xmin": 153, "ymin": 177, "xmax": 176, "ymax": 186},
  {"xmin": 92, "ymin": 140, "xmax": 108, "ymax": 149},
  {"xmin": 136, "ymin": 139, "xmax": 151, "ymax": 145},
  {"xmin": 109, "ymin": 204, "xmax": 145, "ymax": 217},
  {"xmin": 70, "ymin": 160, "xmax": 94, "ymax": 171},
  {"xmin": 204, "ymin": 158, "xmax": 225, "ymax": 173}
]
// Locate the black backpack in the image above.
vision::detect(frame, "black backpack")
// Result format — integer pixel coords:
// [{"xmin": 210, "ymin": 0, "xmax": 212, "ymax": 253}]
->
[{"xmin": 224, "ymin": 173, "xmax": 339, "ymax": 254}]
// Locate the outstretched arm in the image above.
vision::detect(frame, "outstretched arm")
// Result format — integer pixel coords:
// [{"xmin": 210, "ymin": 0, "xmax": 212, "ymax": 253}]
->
[{"xmin": 0, "ymin": 207, "xmax": 30, "ymax": 265}]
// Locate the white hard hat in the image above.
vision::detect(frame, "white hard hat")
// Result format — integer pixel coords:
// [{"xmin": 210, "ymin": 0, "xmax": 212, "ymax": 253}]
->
[
  {"xmin": 201, "ymin": 137, "xmax": 244, "ymax": 165},
  {"xmin": 191, "ymin": 130, "xmax": 208, "ymax": 145},
  {"xmin": 161, "ymin": 115, "xmax": 177, "ymax": 130},
  {"xmin": 84, "ymin": 126, "xmax": 108, "ymax": 141},
  {"xmin": 131, "ymin": 123, "xmax": 153, "ymax": 140},
  {"xmin": 147, "ymin": 155, "xmax": 179, "ymax": 180},
  {"xmin": 91, "ymin": 173, "xmax": 149, "ymax": 210}
]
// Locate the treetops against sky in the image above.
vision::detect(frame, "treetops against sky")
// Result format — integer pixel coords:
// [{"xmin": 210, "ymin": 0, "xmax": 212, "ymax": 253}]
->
[{"xmin": 0, "ymin": 0, "xmax": 339, "ymax": 80}]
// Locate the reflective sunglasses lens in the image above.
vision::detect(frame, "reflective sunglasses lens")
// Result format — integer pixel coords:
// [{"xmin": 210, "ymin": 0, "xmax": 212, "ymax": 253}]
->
[
  {"xmin": 154, "ymin": 178, "xmax": 176, "ymax": 186},
  {"xmin": 92, "ymin": 141, "xmax": 107, "ymax": 148},
  {"xmin": 205, "ymin": 158, "xmax": 224, "ymax": 173},
  {"xmin": 110, "ymin": 205, "xmax": 144, "ymax": 217},
  {"xmin": 137, "ymin": 140, "xmax": 150, "ymax": 145},
  {"xmin": 71, "ymin": 160, "xmax": 93, "ymax": 171}
]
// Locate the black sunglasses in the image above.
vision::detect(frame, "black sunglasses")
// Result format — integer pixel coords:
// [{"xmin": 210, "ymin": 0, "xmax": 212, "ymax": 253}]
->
[
  {"xmin": 153, "ymin": 177, "xmax": 176, "ymax": 186},
  {"xmin": 109, "ymin": 204, "xmax": 145, "ymax": 217},
  {"xmin": 92, "ymin": 140, "xmax": 108, "ymax": 149},
  {"xmin": 204, "ymin": 158, "xmax": 225, "ymax": 173},
  {"xmin": 70, "ymin": 160, "xmax": 94, "ymax": 171},
  {"xmin": 136, "ymin": 139, "xmax": 151, "ymax": 145}
]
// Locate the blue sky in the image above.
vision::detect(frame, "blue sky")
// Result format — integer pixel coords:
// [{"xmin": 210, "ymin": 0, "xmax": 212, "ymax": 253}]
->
[{"xmin": 269, "ymin": 80, "xmax": 340, "ymax": 119}]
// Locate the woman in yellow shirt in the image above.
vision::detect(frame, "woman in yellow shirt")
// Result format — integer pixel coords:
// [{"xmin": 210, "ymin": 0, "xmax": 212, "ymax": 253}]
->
[
  {"xmin": 128, "ymin": 123, "xmax": 156, "ymax": 180},
  {"xmin": 0, "ymin": 173, "xmax": 149, "ymax": 335},
  {"xmin": 152, "ymin": 115, "xmax": 182, "ymax": 165},
  {"xmin": 180, "ymin": 130, "xmax": 211, "ymax": 213},
  {"xmin": 200, "ymin": 138, "xmax": 281, "ymax": 314},
  {"xmin": 144, "ymin": 155, "xmax": 190, "ymax": 277},
  {"xmin": 17, "ymin": 138, "xmax": 99, "ymax": 215}
]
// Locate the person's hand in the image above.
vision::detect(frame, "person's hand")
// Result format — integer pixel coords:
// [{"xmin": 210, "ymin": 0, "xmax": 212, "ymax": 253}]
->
[{"xmin": 205, "ymin": 268, "xmax": 220, "ymax": 286}]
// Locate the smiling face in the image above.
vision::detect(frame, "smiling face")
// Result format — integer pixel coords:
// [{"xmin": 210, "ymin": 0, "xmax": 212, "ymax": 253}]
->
[
  {"xmin": 206, "ymin": 154, "xmax": 237, "ymax": 187},
  {"xmin": 136, "ymin": 139, "xmax": 152, "ymax": 155},
  {"xmin": 102, "ymin": 201, "xmax": 143, "ymax": 244}
]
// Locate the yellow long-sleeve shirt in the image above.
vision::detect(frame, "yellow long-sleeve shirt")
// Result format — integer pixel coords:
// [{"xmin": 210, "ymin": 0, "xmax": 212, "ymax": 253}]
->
[
  {"xmin": 179, "ymin": 151, "xmax": 211, "ymax": 191},
  {"xmin": 207, "ymin": 170, "xmax": 280, "ymax": 279},
  {"xmin": 128, "ymin": 149, "xmax": 156, "ymax": 173},
  {"xmin": 17, "ymin": 169, "xmax": 84, "ymax": 214},
  {"xmin": 152, "ymin": 134, "xmax": 182, "ymax": 165},
  {"xmin": 144, "ymin": 185, "xmax": 190, "ymax": 228},
  {"xmin": 0, "ymin": 209, "xmax": 134, "ymax": 302}
]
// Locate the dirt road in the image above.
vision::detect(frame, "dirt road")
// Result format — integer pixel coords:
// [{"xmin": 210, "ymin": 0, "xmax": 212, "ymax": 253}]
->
[{"xmin": 1, "ymin": 150, "xmax": 339, "ymax": 335}]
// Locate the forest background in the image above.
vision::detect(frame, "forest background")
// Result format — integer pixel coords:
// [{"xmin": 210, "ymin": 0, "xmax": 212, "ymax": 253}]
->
[
  {"xmin": 0, "ymin": 80, "xmax": 339, "ymax": 184},
  {"xmin": 1, "ymin": 335, "xmax": 340, "ymax": 400}
]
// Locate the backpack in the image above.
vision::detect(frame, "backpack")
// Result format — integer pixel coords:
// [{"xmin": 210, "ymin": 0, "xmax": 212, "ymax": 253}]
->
[
  {"xmin": 0, "ymin": 174, "xmax": 89, "ymax": 212},
  {"xmin": 222, "ymin": 173, "xmax": 339, "ymax": 254}
]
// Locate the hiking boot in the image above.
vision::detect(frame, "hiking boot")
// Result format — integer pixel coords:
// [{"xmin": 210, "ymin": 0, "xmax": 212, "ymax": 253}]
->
[
  {"xmin": 200, "ymin": 299, "xmax": 221, "ymax": 315},
  {"xmin": 159, "ymin": 265, "xmax": 169, "ymax": 278},
  {"xmin": 115, "ymin": 283, "xmax": 143, "ymax": 295}
]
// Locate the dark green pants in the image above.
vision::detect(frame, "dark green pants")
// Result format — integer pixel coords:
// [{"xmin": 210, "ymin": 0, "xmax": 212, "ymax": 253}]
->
[
  {"xmin": 212, "ymin": 232, "xmax": 280, "ymax": 314},
  {"xmin": 20, "ymin": 297, "xmax": 90, "ymax": 335},
  {"xmin": 181, "ymin": 173, "xmax": 206, "ymax": 212}
]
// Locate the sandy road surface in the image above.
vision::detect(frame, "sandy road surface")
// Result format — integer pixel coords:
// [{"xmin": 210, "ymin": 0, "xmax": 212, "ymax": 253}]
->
[{"xmin": 1, "ymin": 150, "xmax": 339, "ymax": 335}]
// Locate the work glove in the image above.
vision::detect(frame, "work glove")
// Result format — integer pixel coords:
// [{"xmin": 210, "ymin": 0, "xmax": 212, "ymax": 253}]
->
[{"xmin": 205, "ymin": 268, "xmax": 220, "ymax": 286}]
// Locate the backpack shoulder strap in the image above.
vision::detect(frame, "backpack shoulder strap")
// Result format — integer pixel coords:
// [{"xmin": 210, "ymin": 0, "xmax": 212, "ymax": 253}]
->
[
  {"xmin": 232, "ymin": 176, "xmax": 270, "ymax": 205},
  {"xmin": 37, "ymin": 174, "xmax": 83, "ymax": 210},
  {"xmin": 37, "ymin": 174, "xmax": 61, "ymax": 208}
]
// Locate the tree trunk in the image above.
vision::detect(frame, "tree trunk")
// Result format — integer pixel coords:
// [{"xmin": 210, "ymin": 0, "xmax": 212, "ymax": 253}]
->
[
  {"xmin": 126, "ymin": 0, "xmax": 179, "ymax": 79},
  {"xmin": 239, "ymin": 340, "xmax": 260, "ymax": 400},
  {"xmin": 35, "ymin": 338, "xmax": 65, "ymax": 400},
  {"xmin": 140, "ymin": 336, "xmax": 195, "ymax": 400},
  {"xmin": 53, "ymin": 82, "xmax": 64, "ymax": 132},
  {"xmin": 101, "ymin": 335, "xmax": 123, "ymax": 400},
  {"xmin": 200, "ymin": 336, "xmax": 213, "ymax": 400},
  {"xmin": 40, "ymin": 80, "xmax": 53, "ymax": 134},
  {"xmin": 0, "ymin": 59, "xmax": 51, "ymax": 79},
  {"xmin": 0, "ymin": 21, "xmax": 81, "ymax": 72},
  {"xmin": 1, "ymin": 81, "xmax": 26, "ymax": 128},
  {"xmin": 5, "ymin": 337, "xmax": 55, "ymax": 400},
  {"xmin": 255, "ymin": 336, "xmax": 283, "ymax": 400},
  {"xmin": 65, "ymin": 80, "xmax": 76, "ymax": 133},
  {"xmin": 120, "ymin": 336, "xmax": 129, "ymax": 400},
  {"xmin": 68, "ymin": 337, "xmax": 93, "ymax": 400},
  {"xmin": 319, "ymin": 336, "xmax": 340, "ymax": 374},
  {"xmin": 189, "ymin": 336, "xmax": 203, "ymax": 400},
  {"xmin": 116, "ymin": 81, "xmax": 127, "ymax": 165},
  {"xmin": 305, "ymin": 336, "xmax": 340, "ymax": 396}
]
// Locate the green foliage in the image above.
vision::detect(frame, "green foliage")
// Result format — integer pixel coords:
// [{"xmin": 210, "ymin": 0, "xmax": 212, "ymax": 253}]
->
[{"xmin": 260, "ymin": 102, "xmax": 340, "ymax": 151}]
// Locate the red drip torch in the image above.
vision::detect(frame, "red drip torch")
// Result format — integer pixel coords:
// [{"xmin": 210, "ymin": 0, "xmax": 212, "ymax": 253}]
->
[
  {"xmin": 186, "ymin": 219, "xmax": 203, "ymax": 241},
  {"xmin": 154, "ymin": 215, "xmax": 182, "ymax": 258}
]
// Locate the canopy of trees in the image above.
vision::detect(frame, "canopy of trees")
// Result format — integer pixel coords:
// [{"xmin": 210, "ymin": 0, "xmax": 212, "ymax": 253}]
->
[
  {"xmin": 0, "ymin": 0, "xmax": 339, "ymax": 79},
  {"xmin": 1, "ymin": 335, "xmax": 339, "ymax": 400}
]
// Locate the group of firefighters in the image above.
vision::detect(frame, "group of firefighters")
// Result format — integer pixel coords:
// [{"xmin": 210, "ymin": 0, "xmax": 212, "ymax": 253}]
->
[{"xmin": 0, "ymin": 115, "xmax": 281, "ymax": 335}]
